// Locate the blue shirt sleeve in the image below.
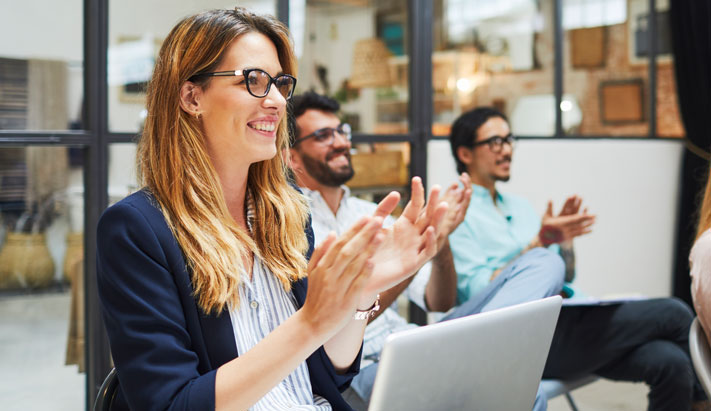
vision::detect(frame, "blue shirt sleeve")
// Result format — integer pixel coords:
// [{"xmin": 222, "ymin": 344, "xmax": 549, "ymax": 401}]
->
[{"xmin": 449, "ymin": 221, "xmax": 495, "ymax": 304}]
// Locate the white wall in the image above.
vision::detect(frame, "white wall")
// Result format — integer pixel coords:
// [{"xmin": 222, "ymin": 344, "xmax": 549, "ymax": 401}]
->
[
  {"xmin": 0, "ymin": 0, "xmax": 83, "ymax": 61},
  {"xmin": 428, "ymin": 138, "xmax": 684, "ymax": 298}
]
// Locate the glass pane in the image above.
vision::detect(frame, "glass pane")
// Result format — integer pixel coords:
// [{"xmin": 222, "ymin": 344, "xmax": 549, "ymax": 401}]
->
[
  {"xmin": 292, "ymin": 0, "xmax": 409, "ymax": 134},
  {"xmin": 434, "ymin": 0, "xmax": 554, "ymax": 137},
  {"xmin": 0, "ymin": 146, "xmax": 85, "ymax": 408},
  {"xmin": 349, "ymin": 142, "xmax": 411, "ymax": 213},
  {"xmin": 651, "ymin": 1, "xmax": 682, "ymax": 138},
  {"xmin": 562, "ymin": 0, "xmax": 668, "ymax": 137},
  {"xmin": 0, "ymin": 1, "xmax": 84, "ymax": 131},
  {"xmin": 108, "ymin": 0, "xmax": 276, "ymax": 133},
  {"xmin": 108, "ymin": 143, "xmax": 139, "ymax": 205}
]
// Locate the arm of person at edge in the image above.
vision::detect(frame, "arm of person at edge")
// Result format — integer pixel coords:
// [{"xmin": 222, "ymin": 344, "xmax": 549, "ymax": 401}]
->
[
  {"xmin": 489, "ymin": 195, "xmax": 594, "ymax": 281},
  {"xmin": 322, "ymin": 176, "xmax": 448, "ymax": 365}
]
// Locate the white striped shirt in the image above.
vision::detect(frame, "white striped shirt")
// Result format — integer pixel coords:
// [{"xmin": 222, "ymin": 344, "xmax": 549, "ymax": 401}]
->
[
  {"xmin": 302, "ymin": 186, "xmax": 430, "ymax": 367},
  {"xmin": 228, "ymin": 198, "xmax": 331, "ymax": 410}
]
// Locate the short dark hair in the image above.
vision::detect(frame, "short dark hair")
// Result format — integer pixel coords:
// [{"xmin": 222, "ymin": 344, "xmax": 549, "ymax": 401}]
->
[
  {"xmin": 449, "ymin": 107, "xmax": 508, "ymax": 174},
  {"xmin": 288, "ymin": 91, "xmax": 340, "ymax": 146}
]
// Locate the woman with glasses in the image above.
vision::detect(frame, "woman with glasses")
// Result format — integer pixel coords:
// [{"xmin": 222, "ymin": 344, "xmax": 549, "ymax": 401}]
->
[{"xmin": 96, "ymin": 8, "xmax": 445, "ymax": 411}]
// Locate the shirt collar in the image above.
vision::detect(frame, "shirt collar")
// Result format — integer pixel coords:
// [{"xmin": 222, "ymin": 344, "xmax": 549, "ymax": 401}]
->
[
  {"xmin": 300, "ymin": 185, "xmax": 350, "ymax": 213},
  {"xmin": 471, "ymin": 183, "xmax": 504, "ymax": 204}
]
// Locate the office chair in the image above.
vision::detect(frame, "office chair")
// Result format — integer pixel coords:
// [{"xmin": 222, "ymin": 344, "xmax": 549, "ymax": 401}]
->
[
  {"xmin": 93, "ymin": 367, "xmax": 119, "ymax": 411},
  {"xmin": 540, "ymin": 375, "xmax": 598, "ymax": 411},
  {"xmin": 689, "ymin": 317, "xmax": 711, "ymax": 399}
]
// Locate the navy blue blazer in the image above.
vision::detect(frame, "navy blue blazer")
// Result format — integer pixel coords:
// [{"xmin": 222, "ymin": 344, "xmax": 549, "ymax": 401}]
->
[{"xmin": 97, "ymin": 190, "xmax": 360, "ymax": 410}]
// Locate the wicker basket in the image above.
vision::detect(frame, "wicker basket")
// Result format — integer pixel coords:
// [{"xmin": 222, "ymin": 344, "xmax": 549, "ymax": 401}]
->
[{"xmin": 0, "ymin": 232, "xmax": 55, "ymax": 288}]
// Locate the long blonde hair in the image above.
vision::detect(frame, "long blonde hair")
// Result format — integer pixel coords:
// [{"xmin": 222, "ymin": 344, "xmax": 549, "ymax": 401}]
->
[{"xmin": 138, "ymin": 8, "xmax": 310, "ymax": 314}]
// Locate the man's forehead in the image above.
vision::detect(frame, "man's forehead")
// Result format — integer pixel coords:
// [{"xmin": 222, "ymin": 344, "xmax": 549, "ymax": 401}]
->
[
  {"xmin": 475, "ymin": 117, "xmax": 510, "ymax": 141},
  {"xmin": 298, "ymin": 109, "xmax": 340, "ymax": 127}
]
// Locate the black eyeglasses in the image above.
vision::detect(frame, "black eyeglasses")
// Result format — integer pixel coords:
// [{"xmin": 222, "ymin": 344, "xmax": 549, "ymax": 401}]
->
[
  {"xmin": 292, "ymin": 123, "xmax": 352, "ymax": 147},
  {"xmin": 190, "ymin": 68, "xmax": 297, "ymax": 100},
  {"xmin": 472, "ymin": 134, "xmax": 516, "ymax": 153}
]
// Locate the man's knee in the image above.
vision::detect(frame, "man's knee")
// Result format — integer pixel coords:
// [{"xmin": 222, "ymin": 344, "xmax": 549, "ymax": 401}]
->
[
  {"xmin": 658, "ymin": 297, "xmax": 694, "ymax": 322},
  {"xmin": 644, "ymin": 342, "xmax": 695, "ymax": 390},
  {"xmin": 516, "ymin": 247, "xmax": 565, "ymax": 287}
]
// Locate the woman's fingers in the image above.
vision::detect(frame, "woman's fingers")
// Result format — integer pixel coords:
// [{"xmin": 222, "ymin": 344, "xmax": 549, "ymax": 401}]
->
[
  {"xmin": 373, "ymin": 191, "xmax": 401, "ymax": 219},
  {"xmin": 343, "ymin": 232, "xmax": 385, "ymax": 297},
  {"xmin": 322, "ymin": 216, "xmax": 384, "ymax": 280},
  {"xmin": 417, "ymin": 226, "xmax": 437, "ymax": 259},
  {"xmin": 401, "ymin": 177, "xmax": 425, "ymax": 222},
  {"xmin": 316, "ymin": 216, "xmax": 373, "ymax": 271},
  {"xmin": 416, "ymin": 185, "xmax": 442, "ymax": 232},
  {"xmin": 308, "ymin": 232, "xmax": 336, "ymax": 271}
]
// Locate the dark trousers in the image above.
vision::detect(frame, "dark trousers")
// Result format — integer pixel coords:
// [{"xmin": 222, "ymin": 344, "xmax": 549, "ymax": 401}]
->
[{"xmin": 543, "ymin": 297, "xmax": 703, "ymax": 411}]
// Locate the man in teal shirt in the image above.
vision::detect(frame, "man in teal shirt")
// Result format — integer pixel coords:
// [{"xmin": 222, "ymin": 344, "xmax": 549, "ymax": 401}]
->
[{"xmin": 447, "ymin": 107, "xmax": 705, "ymax": 411}]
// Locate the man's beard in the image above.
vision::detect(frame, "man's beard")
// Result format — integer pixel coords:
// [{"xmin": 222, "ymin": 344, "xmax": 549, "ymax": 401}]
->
[
  {"xmin": 300, "ymin": 148, "xmax": 355, "ymax": 187},
  {"xmin": 492, "ymin": 154, "xmax": 512, "ymax": 182}
]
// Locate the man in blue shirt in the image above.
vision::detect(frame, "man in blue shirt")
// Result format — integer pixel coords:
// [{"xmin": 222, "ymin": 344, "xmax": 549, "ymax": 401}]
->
[{"xmin": 448, "ymin": 107, "xmax": 706, "ymax": 411}]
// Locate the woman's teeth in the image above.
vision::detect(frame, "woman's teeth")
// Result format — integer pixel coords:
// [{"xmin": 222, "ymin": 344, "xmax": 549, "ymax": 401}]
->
[{"xmin": 250, "ymin": 123, "xmax": 275, "ymax": 132}]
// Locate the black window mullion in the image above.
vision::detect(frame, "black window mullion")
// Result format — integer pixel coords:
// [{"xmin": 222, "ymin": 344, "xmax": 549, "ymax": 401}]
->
[
  {"xmin": 648, "ymin": 0, "xmax": 658, "ymax": 137},
  {"xmin": 554, "ymin": 0, "xmax": 564, "ymax": 137},
  {"xmin": 277, "ymin": 0, "xmax": 289, "ymax": 26},
  {"xmin": 407, "ymin": 0, "xmax": 432, "ymax": 326},
  {"xmin": 84, "ymin": 0, "xmax": 112, "ymax": 408}
]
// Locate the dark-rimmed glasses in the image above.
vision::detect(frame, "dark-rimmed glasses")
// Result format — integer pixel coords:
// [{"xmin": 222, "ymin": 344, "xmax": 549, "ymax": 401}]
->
[
  {"xmin": 292, "ymin": 123, "xmax": 352, "ymax": 147},
  {"xmin": 189, "ymin": 68, "xmax": 297, "ymax": 100},
  {"xmin": 473, "ymin": 134, "xmax": 516, "ymax": 153}
]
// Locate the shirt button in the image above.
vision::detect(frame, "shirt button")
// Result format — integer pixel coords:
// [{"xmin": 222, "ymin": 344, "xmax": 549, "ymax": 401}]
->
[{"xmin": 250, "ymin": 301, "xmax": 259, "ymax": 309}]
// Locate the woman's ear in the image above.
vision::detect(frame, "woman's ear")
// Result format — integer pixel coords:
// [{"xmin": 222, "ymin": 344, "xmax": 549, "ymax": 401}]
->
[{"xmin": 179, "ymin": 81, "xmax": 203, "ymax": 117}]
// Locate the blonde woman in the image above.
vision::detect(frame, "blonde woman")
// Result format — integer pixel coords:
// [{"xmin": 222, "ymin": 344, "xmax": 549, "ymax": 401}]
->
[{"xmin": 96, "ymin": 8, "xmax": 445, "ymax": 411}]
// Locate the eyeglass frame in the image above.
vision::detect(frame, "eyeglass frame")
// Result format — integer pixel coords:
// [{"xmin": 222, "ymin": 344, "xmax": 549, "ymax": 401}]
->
[
  {"xmin": 472, "ymin": 134, "xmax": 516, "ymax": 153},
  {"xmin": 188, "ymin": 68, "xmax": 297, "ymax": 100},
  {"xmin": 292, "ymin": 123, "xmax": 352, "ymax": 147}
]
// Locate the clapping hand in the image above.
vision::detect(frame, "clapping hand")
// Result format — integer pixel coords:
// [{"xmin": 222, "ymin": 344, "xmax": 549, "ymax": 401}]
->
[
  {"xmin": 436, "ymin": 172, "xmax": 472, "ymax": 250},
  {"xmin": 302, "ymin": 216, "xmax": 385, "ymax": 336},
  {"xmin": 360, "ymin": 177, "xmax": 448, "ymax": 303},
  {"xmin": 539, "ymin": 195, "xmax": 595, "ymax": 246}
]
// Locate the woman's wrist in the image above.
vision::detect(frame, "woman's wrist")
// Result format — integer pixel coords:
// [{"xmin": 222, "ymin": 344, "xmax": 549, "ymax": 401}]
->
[
  {"xmin": 354, "ymin": 294, "xmax": 380, "ymax": 320},
  {"xmin": 357, "ymin": 293, "xmax": 379, "ymax": 311}
]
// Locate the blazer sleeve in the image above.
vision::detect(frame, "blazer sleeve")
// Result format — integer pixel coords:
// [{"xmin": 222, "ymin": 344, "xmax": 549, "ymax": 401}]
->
[{"xmin": 97, "ymin": 200, "xmax": 216, "ymax": 411}]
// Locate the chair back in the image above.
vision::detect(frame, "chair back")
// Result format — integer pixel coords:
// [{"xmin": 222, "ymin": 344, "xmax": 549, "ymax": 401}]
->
[
  {"xmin": 93, "ymin": 368, "xmax": 119, "ymax": 411},
  {"xmin": 690, "ymin": 317, "xmax": 711, "ymax": 399}
]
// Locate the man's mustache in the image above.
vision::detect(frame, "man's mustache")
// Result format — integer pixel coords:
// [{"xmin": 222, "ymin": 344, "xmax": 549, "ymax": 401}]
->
[
  {"xmin": 326, "ymin": 148, "xmax": 351, "ymax": 161},
  {"xmin": 496, "ymin": 155, "xmax": 512, "ymax": 165}
]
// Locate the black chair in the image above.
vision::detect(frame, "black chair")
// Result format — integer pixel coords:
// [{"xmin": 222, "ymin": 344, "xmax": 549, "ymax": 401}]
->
[{"xmin": 93, "ymin": 368, "xmax": 119, "ymax": 411}]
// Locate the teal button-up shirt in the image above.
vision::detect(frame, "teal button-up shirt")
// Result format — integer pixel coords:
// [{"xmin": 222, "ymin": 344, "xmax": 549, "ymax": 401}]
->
[{"xmin": 449, "ymin": 184, "xmax": 542, "ymax": 304}]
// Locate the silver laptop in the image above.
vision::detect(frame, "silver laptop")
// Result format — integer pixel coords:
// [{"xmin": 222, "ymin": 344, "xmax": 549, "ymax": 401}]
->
[{"xmin": 368, "ymin": 296, "xmax": 562, "ymax": 411}]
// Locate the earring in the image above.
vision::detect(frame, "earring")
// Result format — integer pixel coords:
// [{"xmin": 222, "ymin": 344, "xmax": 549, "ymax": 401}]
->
[{"xmin": 194, "ymin": 112, "xmax": 201, "ymax": 120}]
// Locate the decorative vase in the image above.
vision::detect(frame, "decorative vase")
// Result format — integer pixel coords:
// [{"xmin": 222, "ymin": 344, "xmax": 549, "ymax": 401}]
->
[
  {"xmin": 0, "ymin": 232, "xmax": 55, "ymax": 289},
  {"xmin": 63, "ymin": 232, "xmax": 83, "ymax": 284}
]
